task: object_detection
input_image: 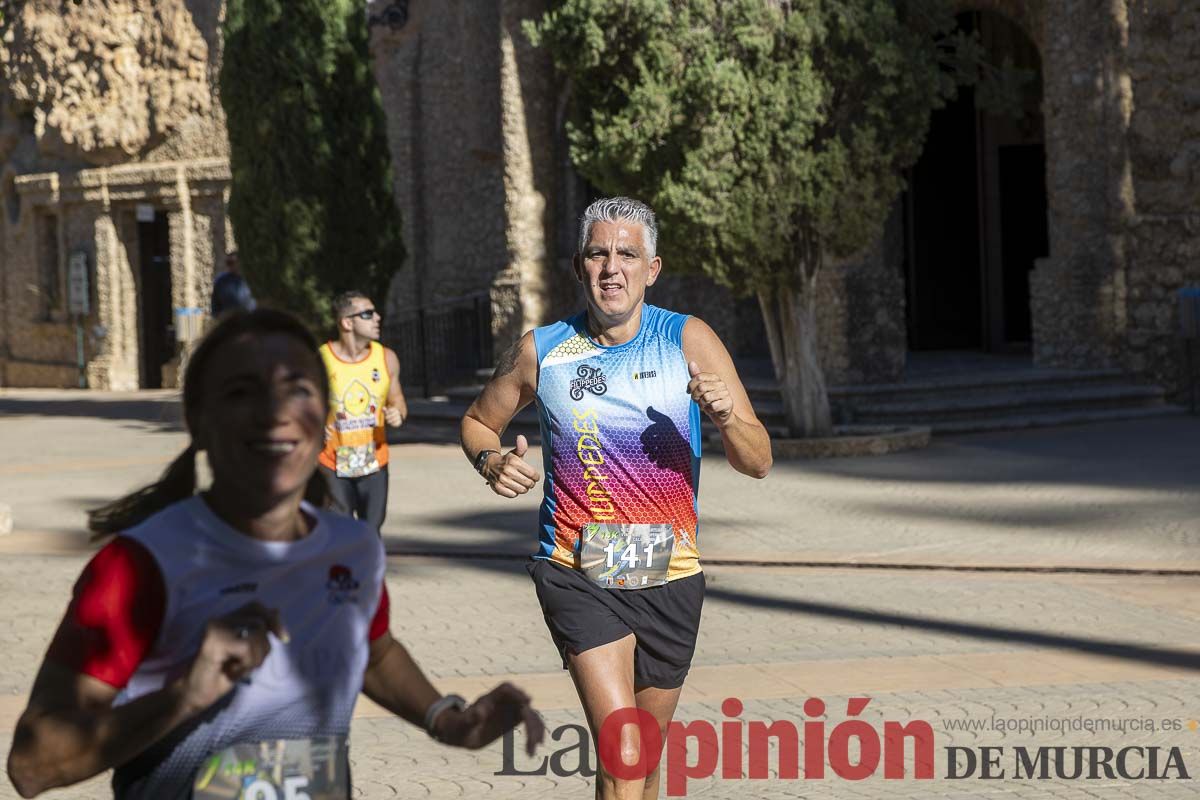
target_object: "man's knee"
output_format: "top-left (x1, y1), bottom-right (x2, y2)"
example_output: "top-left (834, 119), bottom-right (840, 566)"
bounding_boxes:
top-left (596, 707), bottom-right (660, 792)
top-left (612, 723), bottom-right (642, 772)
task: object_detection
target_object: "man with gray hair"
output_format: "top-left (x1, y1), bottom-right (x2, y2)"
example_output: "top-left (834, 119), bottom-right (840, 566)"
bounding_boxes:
top-left (461, 196), bottom-right (772, 798)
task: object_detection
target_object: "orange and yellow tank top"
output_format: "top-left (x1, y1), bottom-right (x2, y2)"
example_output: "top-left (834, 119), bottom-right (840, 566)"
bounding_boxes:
top-left (319, 341), bottom-right (390, 477)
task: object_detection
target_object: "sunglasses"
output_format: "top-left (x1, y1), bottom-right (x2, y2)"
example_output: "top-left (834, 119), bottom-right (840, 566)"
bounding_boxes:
top-left (345, 309), bottom-right (380, 321)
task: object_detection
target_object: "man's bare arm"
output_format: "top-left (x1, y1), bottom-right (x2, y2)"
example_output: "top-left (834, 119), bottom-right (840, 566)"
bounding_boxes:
top-left (383, 347), bottom-right (407, 426)
top-left (460, 332), bottom-right (542, 496)
top-left (682, 318), bottom-right (772, 479)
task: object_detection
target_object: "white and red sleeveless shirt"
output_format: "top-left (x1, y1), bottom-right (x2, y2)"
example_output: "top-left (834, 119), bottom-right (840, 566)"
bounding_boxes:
top-left (47, 496), bottom-right (389, 799)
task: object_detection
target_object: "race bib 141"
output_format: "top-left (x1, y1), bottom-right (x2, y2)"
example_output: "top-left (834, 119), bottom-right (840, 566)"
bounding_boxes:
top-left (580, 523), bottom-right (673, 590)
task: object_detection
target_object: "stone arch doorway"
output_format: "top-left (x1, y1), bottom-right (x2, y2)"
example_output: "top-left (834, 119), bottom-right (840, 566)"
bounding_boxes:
top-left (134, 208), bottom-right (174, 389)
top-left (904, 10), bottom-right (1047, 354)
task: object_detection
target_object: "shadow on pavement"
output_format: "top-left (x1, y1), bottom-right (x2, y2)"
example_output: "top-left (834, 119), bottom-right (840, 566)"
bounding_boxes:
top-left (705, 584), bottom-right (1200, 671)
top-left (0, 394), bottom-right (185, 431)
top-left (385, 508), bottom-right (537, 558)
top-left (0, 392), bottom-right (541, 447)
top-left (853, 495), bottom-right (1197, 533)
top-left (381, 549), bottom-right (1200, 672)
top-left (794, 416), bottom-right (1200, 493)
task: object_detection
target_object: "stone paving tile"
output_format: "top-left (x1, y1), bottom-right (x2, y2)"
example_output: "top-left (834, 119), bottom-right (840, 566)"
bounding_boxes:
top-left (2, 409), bottom-right (1199, 797)
top-left (340, 681), bottom-right (1200, 799)
top-left (2, 551), bottom-right (1198, 798)
top-left (383, 562), bottom-right (1200, 681)
top-left (4, 408), bottom-right (1199, 571)
top-left (375, 417), bottom-right (1200, 570)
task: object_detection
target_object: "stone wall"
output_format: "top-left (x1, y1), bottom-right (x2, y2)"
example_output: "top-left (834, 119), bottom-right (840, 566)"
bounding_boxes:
top-left (499, 0), bottom-right (558, 331)
top-left (4, 160), bottom-right (230, 389)
top-left (0, 209), bottom-right (81, 386)
top-left (815, 210), bottom-right (908, 385)
top-left (1022, 0), bottom-right (1200, 396)
top-left (0, 0), bottom-right (214, 166)
top-left (956, 0), bottom-right (1044, 50)
top-left (1121, 0), bottom-right (1200, 396)
top-left (646, 273), bottom-right (741, 353)
top-left (3, 0), bottom-right (1198, 397)
top-left (369, 2), bottom-right (510, 308)
top-left (0, 0), bottom-right (230, 389)
top-left (1027, 0), bottom-right (1129, 370)
top-left (954, 0), bottom-right (1200, 398)
top-left (93, 206), bottom-right (140, 390)
top-left (368, 0), bottom-right (563, 358)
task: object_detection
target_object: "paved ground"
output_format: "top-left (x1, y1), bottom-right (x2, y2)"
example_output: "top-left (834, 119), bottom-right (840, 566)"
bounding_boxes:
top-left (0, 389), bottom-right (1198, 798)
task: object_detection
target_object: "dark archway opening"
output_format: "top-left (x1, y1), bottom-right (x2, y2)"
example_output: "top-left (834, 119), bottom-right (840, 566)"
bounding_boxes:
top-left (137, 210), bottom-right (173, 389)
top-left (904, 11), bottom-right (1047, 354)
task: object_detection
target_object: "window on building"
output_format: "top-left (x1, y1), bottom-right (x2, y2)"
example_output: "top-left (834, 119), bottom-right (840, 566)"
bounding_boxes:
top-left (37, 212), bottom-right (61, 318)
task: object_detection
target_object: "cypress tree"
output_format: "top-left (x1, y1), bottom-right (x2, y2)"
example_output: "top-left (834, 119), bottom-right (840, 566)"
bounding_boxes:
top-left (220, 0), bottom-right (404, 328)
top-left (528, 0), bottom-right (1014, 437)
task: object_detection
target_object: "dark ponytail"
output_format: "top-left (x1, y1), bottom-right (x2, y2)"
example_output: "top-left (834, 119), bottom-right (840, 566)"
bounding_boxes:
top-left (87, 308), bottom-right (332, 536)
top-left (89, 445), bottom-right (198, 536)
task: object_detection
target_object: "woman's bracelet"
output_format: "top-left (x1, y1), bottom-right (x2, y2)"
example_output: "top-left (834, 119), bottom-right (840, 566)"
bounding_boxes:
top-left (424, 694), bottom-right (468, 741)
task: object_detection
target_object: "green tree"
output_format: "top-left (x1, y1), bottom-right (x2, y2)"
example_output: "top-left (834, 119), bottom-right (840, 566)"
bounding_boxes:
top-left (528, 0), bottom-right (991, 437)
top-left (221, 0), bottom-right (404, 328)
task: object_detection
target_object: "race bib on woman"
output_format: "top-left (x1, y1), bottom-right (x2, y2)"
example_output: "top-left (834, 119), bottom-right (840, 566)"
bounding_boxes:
top-left (580, 523), bottom-right (673, 589)
top-left (192, 736), bottom-right (349, 800)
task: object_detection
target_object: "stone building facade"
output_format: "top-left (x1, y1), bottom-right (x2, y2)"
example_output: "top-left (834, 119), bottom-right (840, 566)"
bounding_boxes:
top-left (904, 0), bottom-right (1198, 396)
top-left (0, 0), bottom-right (231, 389)
top-left (989, 0), bottom-right (1200, 395)
top-left (366, 0), bottom-right (573, 349)
top-left (1, 0), bottom-right (1196, 396)
top-left (368, 0), bottom-right (1200, 395)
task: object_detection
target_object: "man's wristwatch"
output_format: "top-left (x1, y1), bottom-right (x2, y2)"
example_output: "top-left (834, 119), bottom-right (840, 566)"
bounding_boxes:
top-left (424, 693), bottom-right (468, 742)
top-left (473, 449), bottom-right (500, 477)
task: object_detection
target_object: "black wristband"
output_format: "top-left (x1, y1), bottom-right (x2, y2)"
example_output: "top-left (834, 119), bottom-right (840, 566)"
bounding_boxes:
top-left (473, 449), bottom-right (500, 476)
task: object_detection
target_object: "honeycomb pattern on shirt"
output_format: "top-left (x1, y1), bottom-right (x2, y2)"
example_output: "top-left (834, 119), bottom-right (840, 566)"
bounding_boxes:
top-left (544, 333), bottom-right (601, 365)
top-left (535, 308), bottom-right (701, 580)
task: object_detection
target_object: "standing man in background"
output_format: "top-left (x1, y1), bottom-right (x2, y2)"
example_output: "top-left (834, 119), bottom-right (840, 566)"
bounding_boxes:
top-left (210, 251), bottom-right (256, 318)
top-left (320, 290), bottom-right (407, 534)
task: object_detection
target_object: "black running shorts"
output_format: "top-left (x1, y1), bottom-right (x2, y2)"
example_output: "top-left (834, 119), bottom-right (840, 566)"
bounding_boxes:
top-left (527, 558), bottom-right (705, 690)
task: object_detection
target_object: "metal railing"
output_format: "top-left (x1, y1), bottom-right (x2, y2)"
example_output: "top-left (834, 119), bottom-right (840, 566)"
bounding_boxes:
top-left (384, 291), bottom-right (493, 397)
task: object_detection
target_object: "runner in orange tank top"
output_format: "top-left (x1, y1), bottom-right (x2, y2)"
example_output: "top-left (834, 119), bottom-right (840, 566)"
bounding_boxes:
top-left (318, 290), bottom-right (408, 534)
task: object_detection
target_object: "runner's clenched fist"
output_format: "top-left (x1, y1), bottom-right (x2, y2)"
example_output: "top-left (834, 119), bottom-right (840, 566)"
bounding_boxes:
top-left (687, 361), bottom-right (734, 426)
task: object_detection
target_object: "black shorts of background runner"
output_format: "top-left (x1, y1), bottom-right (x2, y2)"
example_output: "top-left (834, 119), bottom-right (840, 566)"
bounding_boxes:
top-left (319, 465), bottom-right (389, 533)
top-left (527, 559), bottom-right (705, 690)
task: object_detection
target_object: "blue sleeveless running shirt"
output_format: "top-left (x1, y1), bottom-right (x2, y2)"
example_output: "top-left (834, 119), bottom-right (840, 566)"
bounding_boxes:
top-left (532, 304), bottom-right (702, 580)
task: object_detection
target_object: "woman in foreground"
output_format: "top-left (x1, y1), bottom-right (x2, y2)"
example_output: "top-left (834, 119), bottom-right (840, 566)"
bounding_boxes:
top-left (7, 309), bottom-right (542, 799)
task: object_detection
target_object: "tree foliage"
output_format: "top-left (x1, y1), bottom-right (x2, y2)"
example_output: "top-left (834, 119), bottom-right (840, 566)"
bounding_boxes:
top-left (529, 0), bottom-right (981, 293)
top-left (221, 0), bottom-right (404, 329)
top-left (529, 0), bottom-right (1008, 437)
